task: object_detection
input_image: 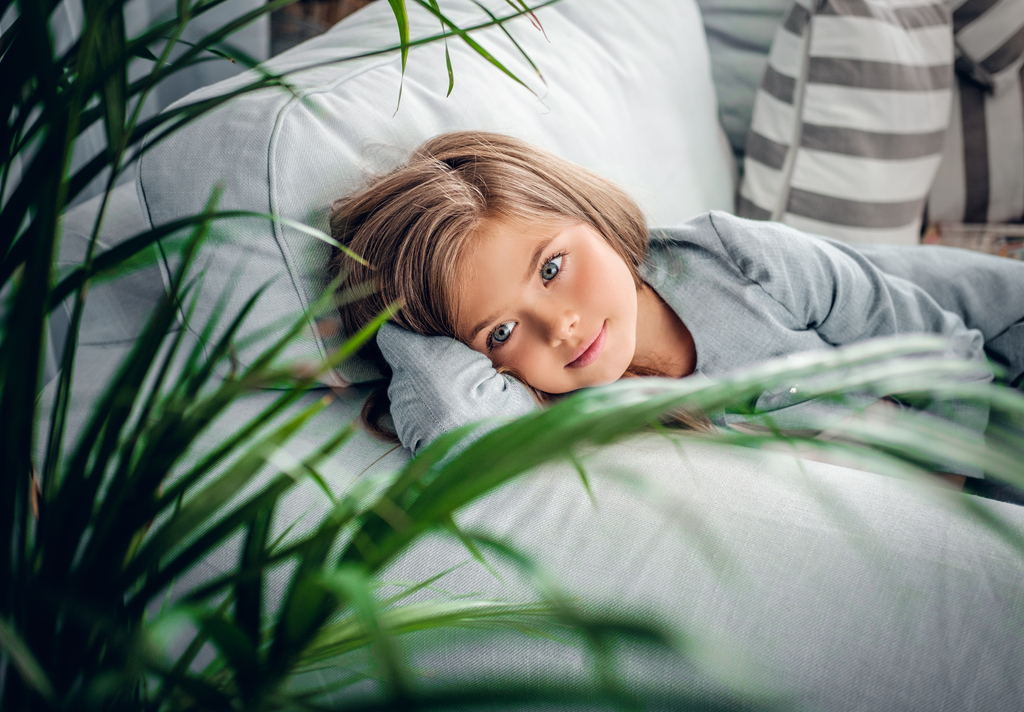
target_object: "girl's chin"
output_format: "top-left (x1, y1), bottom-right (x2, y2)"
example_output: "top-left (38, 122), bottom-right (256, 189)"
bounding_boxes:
top-left (586, 370), bottom-right (628, 388)
top-left (534, 372), bottom-right (622, 395)
top-left (567, 365), bottom-right (632, 392)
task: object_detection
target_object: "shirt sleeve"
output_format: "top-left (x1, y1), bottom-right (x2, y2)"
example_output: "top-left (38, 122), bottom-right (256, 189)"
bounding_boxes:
top-left (377, 323), bottom-right (538, 455)
top-left (707, 211), bottom-right (992, 477)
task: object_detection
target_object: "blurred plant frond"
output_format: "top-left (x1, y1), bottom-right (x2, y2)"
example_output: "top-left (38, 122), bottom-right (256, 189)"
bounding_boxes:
top-left (2, 0), bottom-right (725, 708)
top-left (4, 0), bottom-right (1022, 709)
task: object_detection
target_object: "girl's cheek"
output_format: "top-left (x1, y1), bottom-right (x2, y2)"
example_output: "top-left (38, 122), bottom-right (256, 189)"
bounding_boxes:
top-left (505, 340), bottom-right (533, 373)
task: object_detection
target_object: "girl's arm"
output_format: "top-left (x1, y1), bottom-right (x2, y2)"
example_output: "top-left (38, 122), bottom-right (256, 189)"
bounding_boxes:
top-left (707, 211), bottom-right (1001, 477)
top-left (377, 323), bottom-right (538, 454)
top-left (706, 211), bottom-right (993, 362)
top-left (851, 241), bottom-right (1024, 388)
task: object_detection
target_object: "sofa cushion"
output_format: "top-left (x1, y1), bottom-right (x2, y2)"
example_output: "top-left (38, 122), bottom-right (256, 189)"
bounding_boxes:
top-left (57, 183), bottom-right (163, 345)
top-left (738, 0), bottom-right (954, 244)
top-left (48, 183), bottom-right (164, 386)
top-left (149, 410), bottom-right (1024, 709)
top-left (136, 0), bottom-right (735, 386)
top-left (927, 0), bottom-right (1024, 224)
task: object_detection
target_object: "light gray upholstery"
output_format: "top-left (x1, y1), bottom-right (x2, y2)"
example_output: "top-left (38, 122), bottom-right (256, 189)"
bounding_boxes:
top-left (390, 438), bottom-right (1024, 710)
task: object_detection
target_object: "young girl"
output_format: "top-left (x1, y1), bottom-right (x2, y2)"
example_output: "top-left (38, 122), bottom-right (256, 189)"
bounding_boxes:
top-left (328, 131), bottom-right (1024, 490)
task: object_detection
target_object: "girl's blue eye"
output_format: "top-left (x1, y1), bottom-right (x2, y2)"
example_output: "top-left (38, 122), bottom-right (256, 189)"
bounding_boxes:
top-left (541, 254), bottom-right (562, 282)
top-left (492, 321), bottom-right (515, 344)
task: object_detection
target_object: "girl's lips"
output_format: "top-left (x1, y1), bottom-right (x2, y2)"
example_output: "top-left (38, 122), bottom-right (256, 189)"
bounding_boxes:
top-left (567, 321), bottom-right (607, 369)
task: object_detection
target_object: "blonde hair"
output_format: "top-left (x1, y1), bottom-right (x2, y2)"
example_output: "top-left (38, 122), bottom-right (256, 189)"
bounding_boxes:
top-left (328, 131), bottom-right (709, 438)
top-left (329, 132), bottom-right (647, 338)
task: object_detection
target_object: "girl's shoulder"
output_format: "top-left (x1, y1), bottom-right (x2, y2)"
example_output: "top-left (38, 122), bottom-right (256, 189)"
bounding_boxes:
top-left (648, 210), bottom-right (811, 254)
top-left (643, 211), bottom-right (752, 287)
top-left (644, 212), bottom-right (871, 294)
top-left (647, 211), bottom-right (718, 250)
top-left (648, 210), bottom-right (863, 276)
top-left (646, 210), bottom-right (802, 268)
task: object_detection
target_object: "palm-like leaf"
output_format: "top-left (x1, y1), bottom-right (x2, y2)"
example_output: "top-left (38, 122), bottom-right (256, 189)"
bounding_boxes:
top-left (6, 1), bottom-right (681, 707)
top-left (5, 0), bottom-right (1023, 709)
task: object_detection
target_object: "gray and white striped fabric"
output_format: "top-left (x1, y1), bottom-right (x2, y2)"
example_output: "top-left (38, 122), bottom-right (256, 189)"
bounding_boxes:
top-left (927, 0), bottom-right (1024, 224)
top-left (739, 0), bottom-right (954, 244)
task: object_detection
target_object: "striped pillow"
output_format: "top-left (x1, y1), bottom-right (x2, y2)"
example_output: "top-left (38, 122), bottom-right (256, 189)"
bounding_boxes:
top-left (927, 0), bottom-right (1024, 224)
top-left (738, 0), bottom-right (954, 244)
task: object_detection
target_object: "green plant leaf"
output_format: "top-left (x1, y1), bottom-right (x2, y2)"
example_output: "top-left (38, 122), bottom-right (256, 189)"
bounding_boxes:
top-left (125, 394), bottom-right (332, 585)
top-left (324, 566), bottom-right (411, 699)
top-left (196, 610), bottom-right (261, 684)
top-left (504, 0), bottom-right (545, 34)
top-left (472, 0), bottom-right (546, 85)
top-left (96, 2), bottom-right (128, 156)
top-left (387, 0), bottom-right (410, 109)
top-left (130, 42), bottom-right (159, 62)
top-left (426, 0), bottom-right (455, 96)
top-left (148, 595), bottom-right (236, 709)
top-left (568, 452), bottom-right (596, 506)
top-left (411, 0), bottom-right (537, 96)
top-left (236, 500), bottom-right (276, 658)
top-left (443, 515), bottom-right (501, 581)
top-left (379, 561), bottom-right (471, 607)
top-left (303, 598), bottom-right (560, 663)
top-left (0, 617), bottom-right (56, 702)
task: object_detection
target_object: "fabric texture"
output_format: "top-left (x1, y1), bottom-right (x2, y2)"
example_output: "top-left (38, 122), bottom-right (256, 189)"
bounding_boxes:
top-left (391, 437), bottom-right (1024, 711)
top-left (380, 213), bottom-right (1024, 477)
top-left (135, 0), bottom-right (734, 388)
top-left (377, 323), bottom-right (537, 454)
top-left (927, 0), bottom-right (1024, 223)
top-left (738, 0), bottom-right (954, 244)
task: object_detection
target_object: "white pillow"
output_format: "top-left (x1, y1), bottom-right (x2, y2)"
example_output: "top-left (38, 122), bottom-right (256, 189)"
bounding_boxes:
top-left (738, 0), bottom-right (954, 244)
top-left (927, 0), bottom-right (1024, 224)
top-left (136, 0), bottom-right (735, 385)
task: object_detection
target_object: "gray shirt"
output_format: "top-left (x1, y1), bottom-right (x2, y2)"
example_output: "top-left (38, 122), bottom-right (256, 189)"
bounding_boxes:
top-left (378, 211), bottom-right (1024, 471)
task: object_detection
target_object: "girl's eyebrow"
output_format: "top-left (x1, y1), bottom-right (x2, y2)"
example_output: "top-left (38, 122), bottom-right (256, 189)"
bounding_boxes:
top-left (470, 311), bottom-right (501, 341)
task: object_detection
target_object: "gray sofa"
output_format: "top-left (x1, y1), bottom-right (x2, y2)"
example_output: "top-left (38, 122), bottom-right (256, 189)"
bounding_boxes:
top-left (47, 0), bottom-right (1024, 708)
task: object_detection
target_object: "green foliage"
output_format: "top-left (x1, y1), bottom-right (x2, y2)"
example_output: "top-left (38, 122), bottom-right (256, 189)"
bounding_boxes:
top-left (1, 0), bottom-right (726, 709)
top-left (2, 0), bottom-right (1023, 710)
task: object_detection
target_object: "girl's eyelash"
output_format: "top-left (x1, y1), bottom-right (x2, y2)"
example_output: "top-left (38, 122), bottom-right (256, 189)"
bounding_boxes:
top-left (486, 251), bottom-right (567, 352)
top-left (485, 324), bottom-right (505, 353)
top-left (485, 329), bottom-right (508, 353)
top-left (540, 251), bottom-right (567, 280)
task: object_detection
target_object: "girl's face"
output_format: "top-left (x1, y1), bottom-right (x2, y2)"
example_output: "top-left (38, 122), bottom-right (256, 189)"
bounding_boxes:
top-left (454, 216), bottom-right (639, 394)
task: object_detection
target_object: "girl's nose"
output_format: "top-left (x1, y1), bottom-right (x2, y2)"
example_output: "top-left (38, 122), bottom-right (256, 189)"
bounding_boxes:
top-left (543, 308), bottom-right (578, 346)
